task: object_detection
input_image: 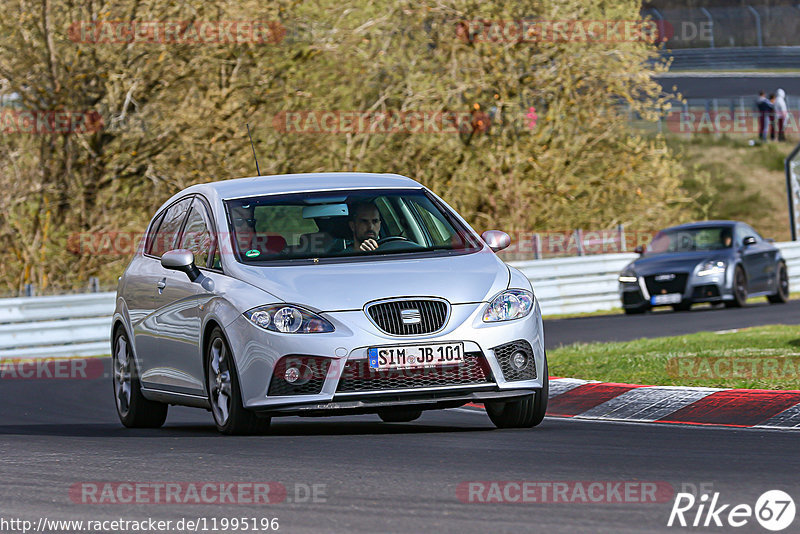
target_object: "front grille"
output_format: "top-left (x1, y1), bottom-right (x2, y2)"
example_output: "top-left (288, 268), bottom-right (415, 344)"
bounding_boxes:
top-left (493, 340), bottom-right (537, 382)
top-left (268, 356), bottom-right (331, 396)
top-left (644, 273), bottom-right (688, 295)
top-left (366, 299), bottom-right (449, 335)
top-left (335, 352), bottom-right (493, 393)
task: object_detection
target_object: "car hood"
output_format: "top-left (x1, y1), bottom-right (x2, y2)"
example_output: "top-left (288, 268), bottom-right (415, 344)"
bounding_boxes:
top-left (629, 251), bottom-right (730, 276)
top-left (228, 251), bottom-right (510, 311)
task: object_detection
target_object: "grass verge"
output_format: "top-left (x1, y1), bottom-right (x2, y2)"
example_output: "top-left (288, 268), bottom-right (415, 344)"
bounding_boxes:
top-left (548, 324), bottom-right (800, 390)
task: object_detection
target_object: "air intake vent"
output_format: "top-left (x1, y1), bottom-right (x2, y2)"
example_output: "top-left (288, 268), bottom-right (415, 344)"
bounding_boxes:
top-left (366, 299), bottom-right (449, 335)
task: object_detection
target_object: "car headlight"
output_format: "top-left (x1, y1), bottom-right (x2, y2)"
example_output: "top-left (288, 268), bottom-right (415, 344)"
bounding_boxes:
top-left (244, 305), bottom-right (334, 333)
top-left (483, 289), bottom-right (534, 322)
top-left (698, 260), bottom-right (726, 277)
top-left (618, 267), bottom-right (637, 283)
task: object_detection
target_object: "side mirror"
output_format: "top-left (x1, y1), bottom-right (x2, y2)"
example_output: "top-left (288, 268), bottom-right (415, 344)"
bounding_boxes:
top-left (161, 249), bottom-right (201, 282)
top-left (634, 245), bottom-right (644, 255)
top-left (742, 236), bottom-right (757, 247)
top-left (481, 230), bottom-right (511, 252)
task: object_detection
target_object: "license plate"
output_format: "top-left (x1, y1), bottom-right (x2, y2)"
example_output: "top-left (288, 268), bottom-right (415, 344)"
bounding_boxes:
top-left (368, 342), bottom-right (465, 371)
top-left (651, 293), bottom-right (682, 305)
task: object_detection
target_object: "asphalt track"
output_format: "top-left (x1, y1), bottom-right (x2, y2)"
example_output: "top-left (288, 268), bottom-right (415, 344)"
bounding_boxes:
top-left (2, 302), bottom-right (800, 533)
top-left (655, 73), bottom-right (800, 99)
top-left (542, 298), bottom-right (800, 349)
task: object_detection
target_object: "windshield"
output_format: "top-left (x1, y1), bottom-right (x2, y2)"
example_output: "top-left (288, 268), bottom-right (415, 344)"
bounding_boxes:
top-left (647, 226), bottom-right (734, 254)
top-left (224, 189), bottom-right (482, 263)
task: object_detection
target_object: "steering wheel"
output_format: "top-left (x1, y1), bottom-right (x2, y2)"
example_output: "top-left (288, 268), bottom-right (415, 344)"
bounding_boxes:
top-left (377, 236), bottom-right (410, 245)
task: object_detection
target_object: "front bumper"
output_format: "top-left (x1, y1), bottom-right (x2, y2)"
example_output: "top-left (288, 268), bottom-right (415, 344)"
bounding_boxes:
top-left (619, 270), bottom-right (732, 309)
top-left (223, 300), bottom-right (546, 412)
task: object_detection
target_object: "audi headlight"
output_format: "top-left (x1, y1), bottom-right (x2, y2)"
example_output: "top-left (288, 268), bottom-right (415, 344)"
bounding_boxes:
top-left (618, 267), bottom-right (637, 283)
top-left (698, 260), bottom-right (726, 277)
top-left (245, 305), bottom-right (334, 333)
top-left (483, 289), bottom-right (534, 322)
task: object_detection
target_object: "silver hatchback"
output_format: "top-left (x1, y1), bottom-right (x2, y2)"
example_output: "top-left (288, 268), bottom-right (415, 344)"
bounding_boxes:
top-left (112, 173), bottom-right (548, 434)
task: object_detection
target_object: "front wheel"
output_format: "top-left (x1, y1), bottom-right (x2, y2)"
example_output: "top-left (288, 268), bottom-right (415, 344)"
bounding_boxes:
top-left (672, 301), bottom-right (692, 312)
top-left (112, 328), bottom-right (168, 428)
top-left (768, 262), bottom-right (789, 304)
top-left (725, 266), bottom-right (748, 308)
top-left (207, 327), bottom-right (271, 435)
top-left (485, 356), bottom-right (548, 429)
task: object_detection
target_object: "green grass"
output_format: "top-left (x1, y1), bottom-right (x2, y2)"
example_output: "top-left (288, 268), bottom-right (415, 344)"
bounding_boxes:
top-left (549, 325), bottom-right (800, 390)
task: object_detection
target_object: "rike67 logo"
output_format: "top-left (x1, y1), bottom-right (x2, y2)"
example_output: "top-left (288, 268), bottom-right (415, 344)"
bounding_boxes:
top-left (668, 490), bottom-right (795, 531)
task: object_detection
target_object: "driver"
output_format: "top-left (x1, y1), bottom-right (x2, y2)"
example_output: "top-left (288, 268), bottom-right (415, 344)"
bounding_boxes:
top-left (720, 228), bottom-right (733, 248)
top-left (348, 201), bottom-right (381, 252)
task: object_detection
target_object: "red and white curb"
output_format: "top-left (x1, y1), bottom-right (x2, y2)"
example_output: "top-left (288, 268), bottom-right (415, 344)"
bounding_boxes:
top-left (466, 378), bottom-right (800, 429)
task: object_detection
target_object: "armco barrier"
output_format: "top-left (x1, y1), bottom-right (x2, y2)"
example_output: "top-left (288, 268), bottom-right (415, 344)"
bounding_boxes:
top-left (2, 242), bottom-right (800, 359)
top-left (0, 292), bottom-right (115, 360)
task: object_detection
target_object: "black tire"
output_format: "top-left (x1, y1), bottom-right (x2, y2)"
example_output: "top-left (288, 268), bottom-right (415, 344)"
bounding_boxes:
top-left (378, 408), bottom-right (422, 423)
top-left (768, 262), bottom-right (789, 304)
top-left (485, 356), bottom-right (549, 429)
top-left (624, 307), bottom-right (646, 315)
top-left (206, 327), bottom-right (271, 435)
top-left (725, 266), bottom-right (748, 308)
top-left (112, 327), bottom-right (168, 428)
top-left (671, 301), bottom-right (692, 312)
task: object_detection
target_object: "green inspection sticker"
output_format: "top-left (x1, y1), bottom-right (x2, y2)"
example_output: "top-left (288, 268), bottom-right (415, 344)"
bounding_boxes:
top-left (245, 249), bottom-right (261, 258)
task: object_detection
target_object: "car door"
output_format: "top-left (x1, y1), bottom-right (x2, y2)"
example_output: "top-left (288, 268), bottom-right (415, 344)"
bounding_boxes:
top-left (126, 211), bottom-right (166, 366)
top-left (736, 224), bottom-right (771, 293)
top-left (148, 196), bottom-right (218, 396)
top-left (136, 196), bottom-right (194, 392)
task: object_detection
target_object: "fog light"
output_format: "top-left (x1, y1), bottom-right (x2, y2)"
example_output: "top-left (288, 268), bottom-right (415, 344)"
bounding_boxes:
top-left (284, 366), bottom-right (300, 383)
top-left (511, 351), bottom-right (528, 370)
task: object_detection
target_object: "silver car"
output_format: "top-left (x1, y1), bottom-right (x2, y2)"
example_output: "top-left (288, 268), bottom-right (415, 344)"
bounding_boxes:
top-left (618, 220), bottom-right (789, 314)
top-left (112, 173), bottom-right (548, 434)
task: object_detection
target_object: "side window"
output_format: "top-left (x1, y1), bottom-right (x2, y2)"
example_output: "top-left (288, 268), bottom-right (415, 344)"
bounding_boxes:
top-left (150, 198), bottom-right (193, 258)
top-left (144, 211), bottom-right (166, 255)
top-left (179, 199), bottom-right (215, 267)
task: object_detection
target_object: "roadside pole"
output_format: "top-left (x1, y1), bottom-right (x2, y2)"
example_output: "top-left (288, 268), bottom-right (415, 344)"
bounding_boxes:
top-left (785, 142), bottom-right (800, 240)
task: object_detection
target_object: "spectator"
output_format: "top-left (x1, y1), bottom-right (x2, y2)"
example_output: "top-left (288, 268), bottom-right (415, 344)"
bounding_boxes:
top-left (756, 91), bottom-right (773, 142)
top-left (769, 93), bottom-right (777, 140)
top-left (775, 88), bottom-right (788, 142)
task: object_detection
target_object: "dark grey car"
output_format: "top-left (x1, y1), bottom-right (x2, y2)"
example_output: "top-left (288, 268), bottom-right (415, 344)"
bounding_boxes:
top-left (618, 221), bottom-right (789, 314)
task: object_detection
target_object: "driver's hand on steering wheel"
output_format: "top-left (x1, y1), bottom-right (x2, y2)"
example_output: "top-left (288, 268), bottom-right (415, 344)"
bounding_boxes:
top-left (359, 238), bottom-right (379, 252)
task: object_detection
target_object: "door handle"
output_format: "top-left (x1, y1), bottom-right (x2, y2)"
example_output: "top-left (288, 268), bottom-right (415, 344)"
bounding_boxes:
top-left (157, 278), bottom-right (166, 294)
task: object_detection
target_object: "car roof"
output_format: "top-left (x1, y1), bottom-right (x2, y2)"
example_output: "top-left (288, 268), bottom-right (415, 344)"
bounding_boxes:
top-left (661, 220), bottom-right (739, 232)
top-left (182, 172), bottom-right (425, 201)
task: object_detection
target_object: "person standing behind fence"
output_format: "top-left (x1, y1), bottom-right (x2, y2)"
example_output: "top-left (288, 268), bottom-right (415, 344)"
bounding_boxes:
top-left (769, 93), bottom-right (777, 141)
top-left (775, 88), bottom-right (788, 141)
top-left (756, 91), bottom-right (773, 142)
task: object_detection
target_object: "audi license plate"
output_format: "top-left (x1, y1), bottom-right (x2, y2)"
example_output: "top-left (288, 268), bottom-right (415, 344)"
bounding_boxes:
top-left (651, 293), bottom-right (682, 305)
top-left (368, 342), bottom-right (465, 371)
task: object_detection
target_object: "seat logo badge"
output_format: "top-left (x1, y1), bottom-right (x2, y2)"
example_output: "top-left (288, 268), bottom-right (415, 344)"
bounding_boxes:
top-left (401, 309), bottom-right (422, 325)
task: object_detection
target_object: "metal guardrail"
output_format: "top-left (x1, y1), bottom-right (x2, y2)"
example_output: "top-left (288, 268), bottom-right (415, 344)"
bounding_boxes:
top-left (3, 242), bottom-right (800, 359)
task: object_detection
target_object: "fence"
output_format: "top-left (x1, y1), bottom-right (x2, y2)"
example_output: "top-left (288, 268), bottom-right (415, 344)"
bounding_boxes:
top-left (2, 242), bottom-right (800, 359)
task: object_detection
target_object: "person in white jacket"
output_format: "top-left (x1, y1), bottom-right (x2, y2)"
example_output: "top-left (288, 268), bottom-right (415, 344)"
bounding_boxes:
top-left (774, 88), bottom-right (788, 141)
